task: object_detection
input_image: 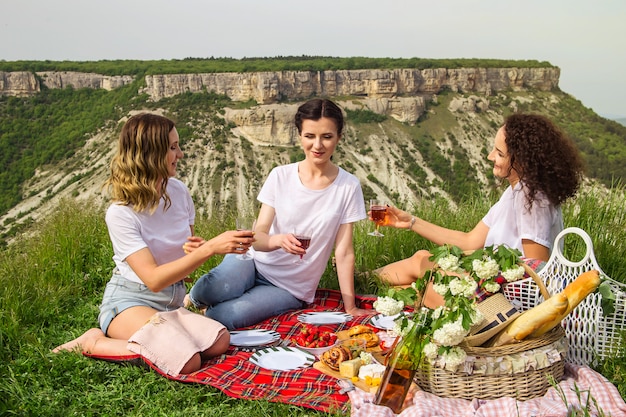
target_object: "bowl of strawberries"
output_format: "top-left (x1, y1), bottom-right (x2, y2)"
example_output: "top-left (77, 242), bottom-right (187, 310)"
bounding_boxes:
top-left (290, 324), bottom-right (339, 356)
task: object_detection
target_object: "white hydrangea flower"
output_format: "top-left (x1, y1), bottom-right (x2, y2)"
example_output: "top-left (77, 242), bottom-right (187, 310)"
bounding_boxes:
top-left (483, 281), bottom-right (501, 293)
top-left (431, 306), bottom-right (445, 320)
top-left (501, 265), bottom-right (526, 282)
top-left (441, 346), bottom-right (467, 368)
top-left (374, 296), bottom-right (404, 316)
top-left (448, 276), bottom-right (478, 298)
top-left (448, 278), bottom-right (463, 296)
top-left (472, 257), bottom-right (500, 280)
top-left (469, 305), bottom-right (484, 326)
top-left (423, 342), bottom-right (439, 359)
top-left (432, 316), bottom-right (467, 346)
top-left (438, 254), bottom-right (461, 272)
top-left (433, 282), bottom-right (448, 296)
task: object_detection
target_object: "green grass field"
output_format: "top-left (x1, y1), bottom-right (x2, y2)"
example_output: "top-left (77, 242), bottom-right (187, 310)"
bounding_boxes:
top-left (1, 184), bottom-right (625, 415)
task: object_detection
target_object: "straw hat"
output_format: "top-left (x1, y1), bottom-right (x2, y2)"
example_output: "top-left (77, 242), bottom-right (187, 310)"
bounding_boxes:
top-left (463, 293), bottom-right (521, 347)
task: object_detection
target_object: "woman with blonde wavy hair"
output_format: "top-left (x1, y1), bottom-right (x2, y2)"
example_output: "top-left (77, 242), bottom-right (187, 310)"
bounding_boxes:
top-left (53, 113), bottom-right (254, 375)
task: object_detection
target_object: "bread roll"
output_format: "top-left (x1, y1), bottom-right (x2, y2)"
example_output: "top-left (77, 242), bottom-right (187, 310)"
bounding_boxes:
top-left (347, 325), bottom-right (380, 348)
top-left (530, 269), bottom-right (600, 337)
top-left (348, 325), bottom-right (372, 337)
top-left (320, 345), bottom-right (351, 371)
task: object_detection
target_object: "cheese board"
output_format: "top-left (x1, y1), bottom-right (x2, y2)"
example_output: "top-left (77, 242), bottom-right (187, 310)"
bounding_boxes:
top-left (312, 361), bottom-right (380, 394)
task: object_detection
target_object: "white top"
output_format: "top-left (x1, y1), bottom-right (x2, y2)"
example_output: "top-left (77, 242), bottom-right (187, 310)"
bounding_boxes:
top-left (105, 178), bottom-right (195, 284)
top-left (252, 163), bottom-right (366, 303)
top-left (482, 182), bottom-right (563, 255)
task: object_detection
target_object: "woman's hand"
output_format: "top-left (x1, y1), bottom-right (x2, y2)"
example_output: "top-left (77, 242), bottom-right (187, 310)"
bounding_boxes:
top-left (278, 233), bottom-right (307, 256)
top-left (201, 230), bottom-right (256, 256)
top-left (375, 205), bottom-right (413, 229)
top-left (344, 306), bottom-right (374, 317)
top-left (183, 236), bottom-right (205, 254)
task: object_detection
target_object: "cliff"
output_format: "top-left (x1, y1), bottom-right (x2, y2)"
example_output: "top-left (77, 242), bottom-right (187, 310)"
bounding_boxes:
top-left (141, 68), bottom-right (560, 103)
top-left (0, 67), bottom-right (559, 129)
top-left (1, 67), bottom-right (559, 102)
top-left (0, 71), bottom-right (135, 96)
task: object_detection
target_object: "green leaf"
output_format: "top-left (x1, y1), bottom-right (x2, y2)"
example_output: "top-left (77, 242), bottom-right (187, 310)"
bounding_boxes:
top-left (598, 280), bottom-right (616, 316)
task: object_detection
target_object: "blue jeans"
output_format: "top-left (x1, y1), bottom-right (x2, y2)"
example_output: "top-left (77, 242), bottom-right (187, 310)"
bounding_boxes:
top-left (188, 254), bottom-right (306, 330)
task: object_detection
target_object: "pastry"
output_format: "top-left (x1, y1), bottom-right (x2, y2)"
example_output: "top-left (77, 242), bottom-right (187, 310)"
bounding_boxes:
top-left (320, 345), bottom-right (351, 371)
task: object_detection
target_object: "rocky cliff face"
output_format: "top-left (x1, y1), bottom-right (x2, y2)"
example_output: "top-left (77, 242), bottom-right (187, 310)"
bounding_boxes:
top-left (141, 67), bottom-right (560, 103)
top-left (0, 71), bottom-right (135, 96)
top-left (1, 67), bottom-right (559, 102)
top-left (0, 67), bottom-right (558, 127)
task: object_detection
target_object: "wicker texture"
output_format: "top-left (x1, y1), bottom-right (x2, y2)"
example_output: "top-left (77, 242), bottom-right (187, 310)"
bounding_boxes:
top-left (415, 359), bottom-right (564, 401)
top-left (502, 227), bottom-right (626, 366)
top-left (416, 326), bottom-right (566, 400)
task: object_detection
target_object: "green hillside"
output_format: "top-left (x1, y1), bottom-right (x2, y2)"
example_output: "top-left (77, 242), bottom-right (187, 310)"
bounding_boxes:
top-left (1, 58), bottom-right (626, 245)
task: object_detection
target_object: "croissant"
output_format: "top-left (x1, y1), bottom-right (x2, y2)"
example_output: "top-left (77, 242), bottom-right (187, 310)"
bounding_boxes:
top-left (348, 325), bottom-right (380, 348)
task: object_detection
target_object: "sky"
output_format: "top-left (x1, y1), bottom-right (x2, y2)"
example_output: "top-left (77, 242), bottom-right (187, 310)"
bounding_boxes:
top-left (2, 0), bottom-right (625, 118)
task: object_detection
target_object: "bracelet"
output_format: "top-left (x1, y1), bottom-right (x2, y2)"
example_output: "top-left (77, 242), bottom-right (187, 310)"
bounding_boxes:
top-left (408, 216), bottom-right (416, 230)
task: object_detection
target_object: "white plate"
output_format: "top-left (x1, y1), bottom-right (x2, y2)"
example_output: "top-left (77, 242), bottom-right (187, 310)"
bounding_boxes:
top-left (370, 314), bottom-right (401, 330)
top-left (249, 347), bottom-right (315, 371)
top-left (229, 329), bottom-right (280, 347)
top-left (297, 311), bottom-right (353, 325)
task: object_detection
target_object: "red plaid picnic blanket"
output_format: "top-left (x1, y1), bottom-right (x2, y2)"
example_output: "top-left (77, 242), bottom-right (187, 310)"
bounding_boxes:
top-left (85, 289), bottom-right (377, 414)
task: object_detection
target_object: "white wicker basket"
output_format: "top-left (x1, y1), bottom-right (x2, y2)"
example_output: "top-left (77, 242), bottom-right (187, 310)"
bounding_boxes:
top-left (503, 227), bottom-right (626, 366)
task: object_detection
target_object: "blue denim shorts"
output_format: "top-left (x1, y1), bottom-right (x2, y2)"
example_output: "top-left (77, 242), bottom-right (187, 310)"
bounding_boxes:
top-left (98, 271), bottom-right (186, 335)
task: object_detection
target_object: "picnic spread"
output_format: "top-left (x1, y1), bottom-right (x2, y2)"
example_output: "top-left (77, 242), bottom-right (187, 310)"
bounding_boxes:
top-left (84, 288), bottom-right (626, 417)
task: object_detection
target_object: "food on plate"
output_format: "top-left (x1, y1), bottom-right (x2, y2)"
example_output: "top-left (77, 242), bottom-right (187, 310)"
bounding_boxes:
top-left (348, 324), bottom-right (380, 348)
top-left (339, 358), bottom-right (363, 378)
top-left (320, 345), bottom-right (351, 371)
top-left (290, 324), bottom-right (338, 348)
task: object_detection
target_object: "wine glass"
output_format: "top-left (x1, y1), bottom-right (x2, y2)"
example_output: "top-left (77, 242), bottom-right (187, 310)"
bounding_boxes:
top-left (368, 199), bottom-right (387, 237)
top-left (293, 228), bottom-right (312, 264)
top-left (235, 216), bottom-right (256, 260)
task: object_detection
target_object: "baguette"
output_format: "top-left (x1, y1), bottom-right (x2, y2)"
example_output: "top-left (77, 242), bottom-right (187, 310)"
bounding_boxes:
top-left (530, 269), bottom-right (600, 337)
top-left (490, 292), bottom-right (569, 347)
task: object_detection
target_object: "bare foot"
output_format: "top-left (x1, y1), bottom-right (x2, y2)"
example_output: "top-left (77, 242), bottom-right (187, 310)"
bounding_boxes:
top-left (52, 328), bottom-right (105, 353)
top-left (183, 294), bottom-right (192, 308)
top-left (184, 294), bottom-right (207, 314)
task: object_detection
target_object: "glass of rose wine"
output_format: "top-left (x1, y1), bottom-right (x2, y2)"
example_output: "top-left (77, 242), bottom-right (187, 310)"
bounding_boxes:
top-left (293, 228), bottom-right (312, 264)
top-left (368, 199), bottom-right (387, 237)
top-left (235, 216), bottom-right (256, 260)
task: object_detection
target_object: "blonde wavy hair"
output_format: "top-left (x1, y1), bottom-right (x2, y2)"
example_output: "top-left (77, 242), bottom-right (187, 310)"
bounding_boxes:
top-left (104, 113), bottom-right (175, 213)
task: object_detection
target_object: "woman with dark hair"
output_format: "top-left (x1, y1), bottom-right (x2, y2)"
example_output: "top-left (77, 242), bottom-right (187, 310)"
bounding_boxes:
top-left (187, 99), bottom-right (370, 329)
top-left (374, 113), bottom-right (584, 294)
top-left (54, 113), bottom-right (254, 374)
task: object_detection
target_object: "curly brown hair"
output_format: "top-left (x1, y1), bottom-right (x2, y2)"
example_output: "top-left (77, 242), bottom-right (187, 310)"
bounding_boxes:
top-left (503, 113), bottom-right (584, 209)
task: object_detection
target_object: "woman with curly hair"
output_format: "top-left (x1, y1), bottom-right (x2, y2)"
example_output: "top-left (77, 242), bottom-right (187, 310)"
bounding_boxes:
top-left (53, 113), bottom-right (254, 375)
top-left (374, 113), bottom-right (584, 296)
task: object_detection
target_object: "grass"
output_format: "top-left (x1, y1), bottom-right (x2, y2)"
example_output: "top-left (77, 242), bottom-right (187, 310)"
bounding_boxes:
top-left (1, 184), bottom-right (625, 415)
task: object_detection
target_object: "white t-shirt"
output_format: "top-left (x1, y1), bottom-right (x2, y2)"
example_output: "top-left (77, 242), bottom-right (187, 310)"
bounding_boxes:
top-left (105, 178), bottom-right (195, 284)
top-left (482, 182), bottom-right (563, 255)
top-left (252, 163), bottom-right (366, 303)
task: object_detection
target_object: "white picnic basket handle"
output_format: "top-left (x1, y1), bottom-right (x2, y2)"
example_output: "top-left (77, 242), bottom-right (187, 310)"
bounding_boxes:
top-left (504, 227), bottom-right (626, 366)
top-left (545, 226), bottom-right (601, 269)
top-left (541, 227), bottom-right (626, 366)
